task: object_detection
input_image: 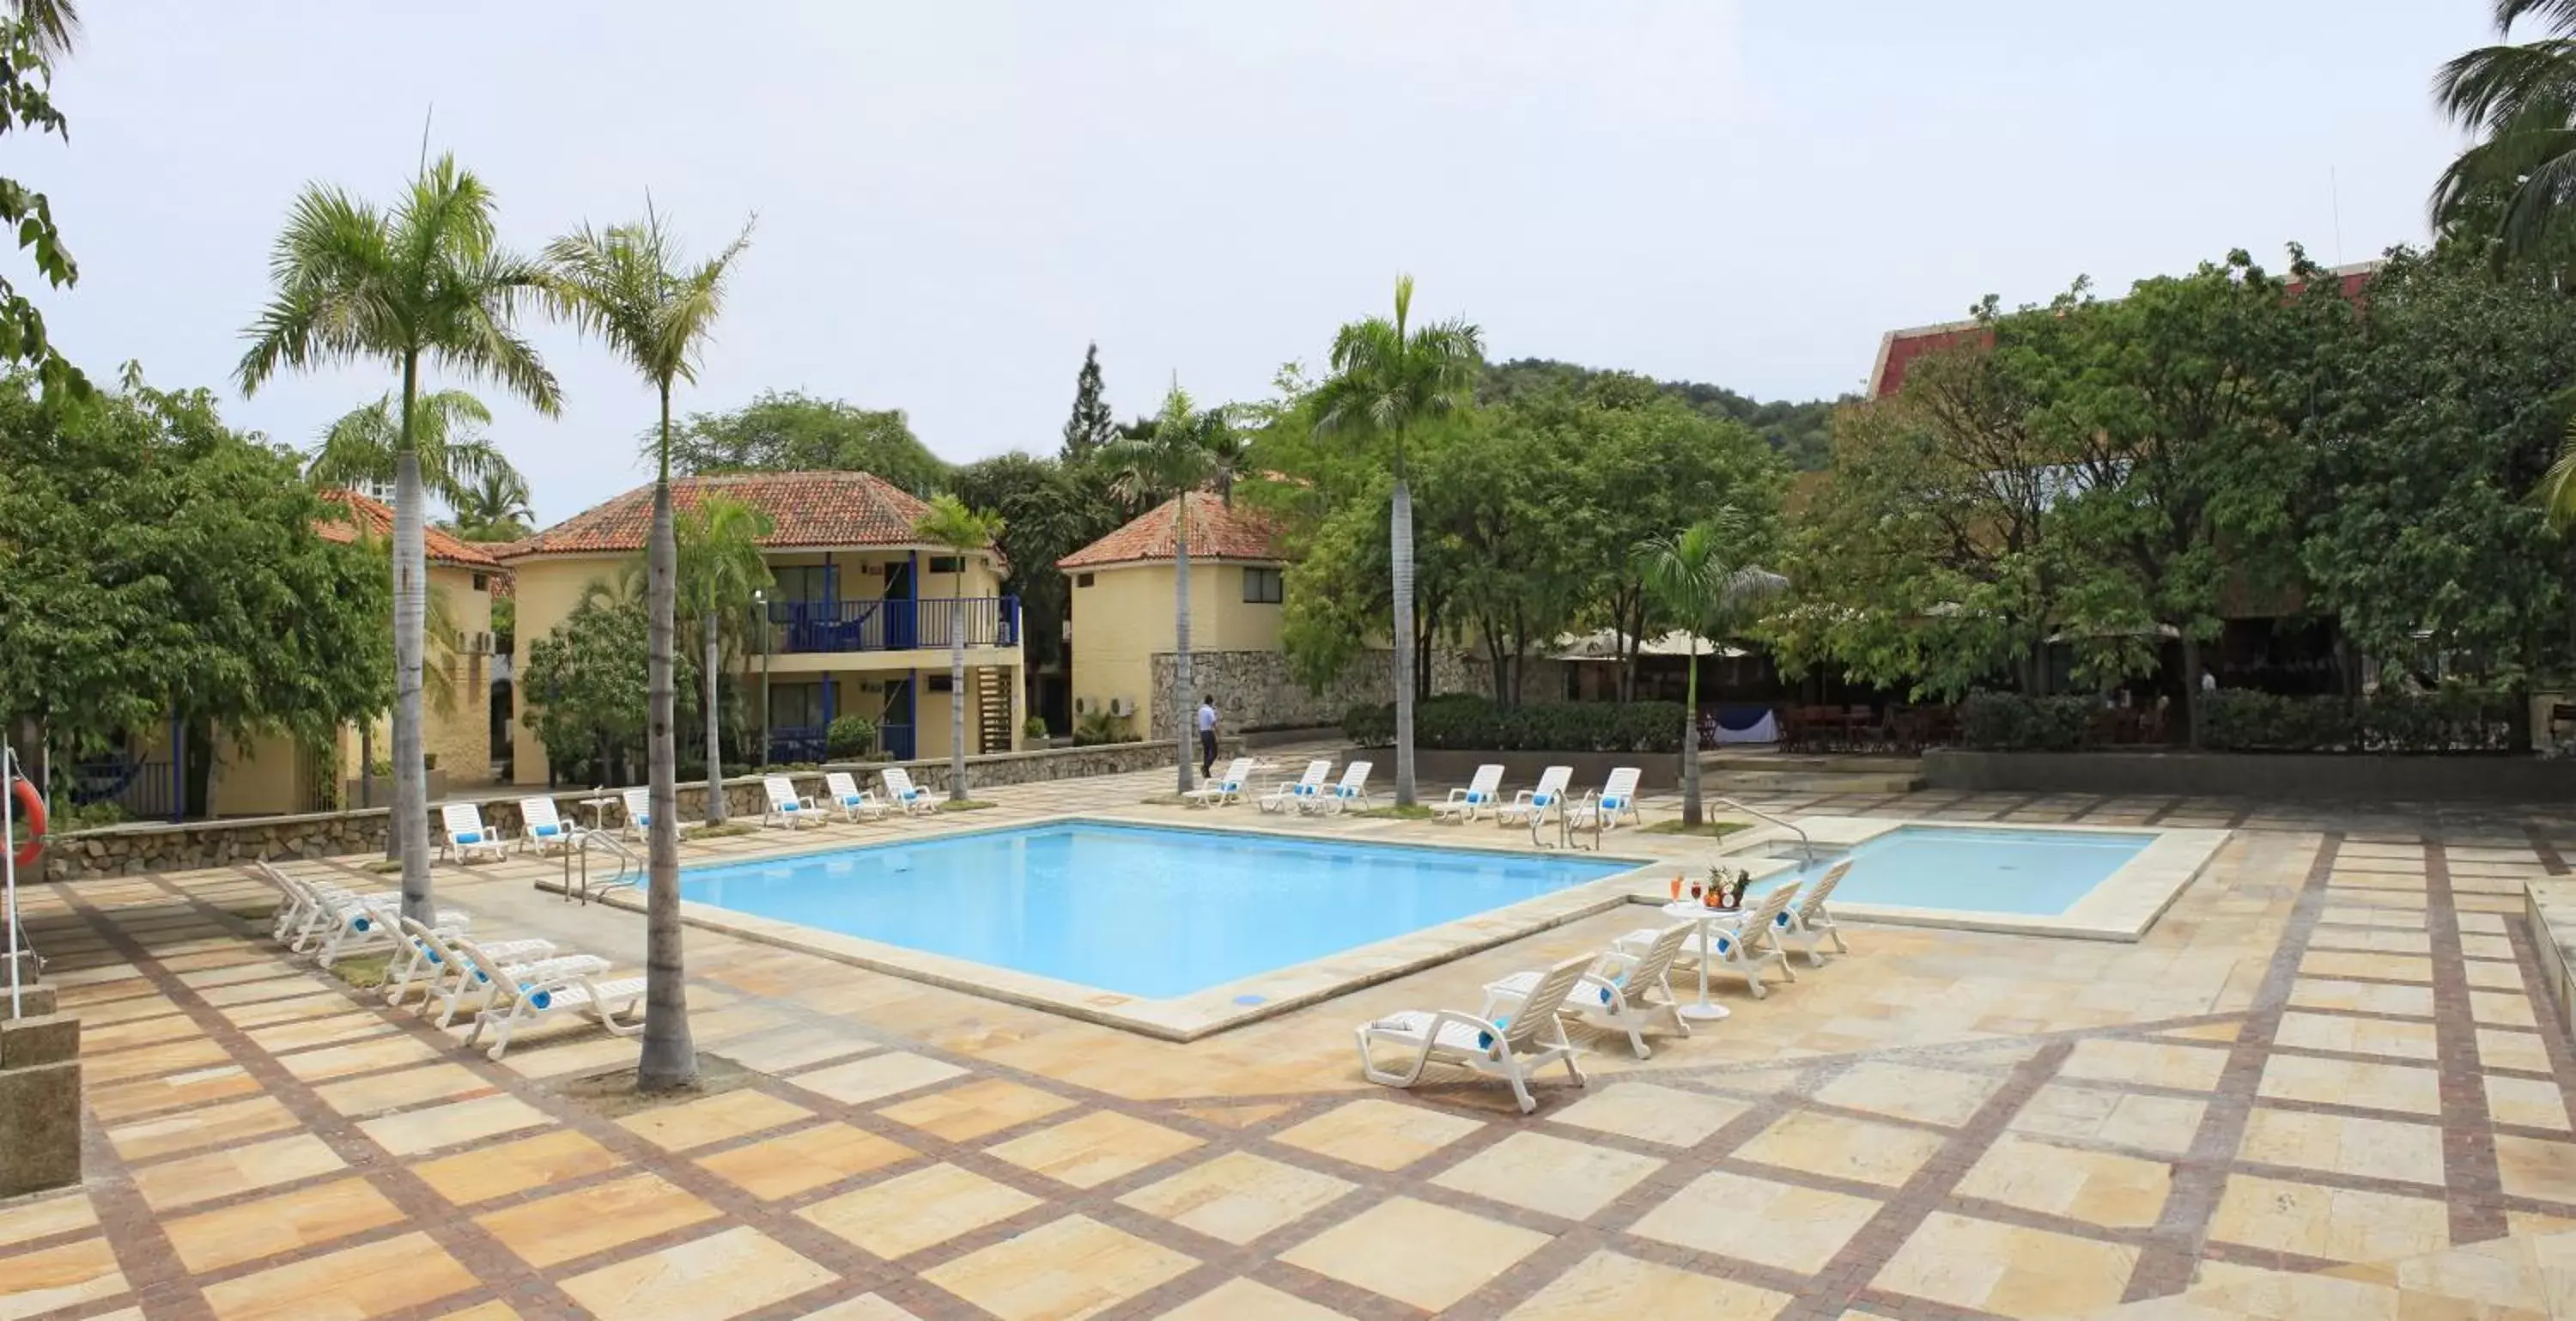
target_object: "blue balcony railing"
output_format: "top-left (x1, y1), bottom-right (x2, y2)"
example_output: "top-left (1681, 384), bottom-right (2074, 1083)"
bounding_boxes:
top-left (765, 597), bottom-right (1018, 655)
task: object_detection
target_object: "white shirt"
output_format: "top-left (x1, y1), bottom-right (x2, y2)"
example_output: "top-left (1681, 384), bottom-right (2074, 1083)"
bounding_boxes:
top-left (1196, 704), bottom-right (1216, 732)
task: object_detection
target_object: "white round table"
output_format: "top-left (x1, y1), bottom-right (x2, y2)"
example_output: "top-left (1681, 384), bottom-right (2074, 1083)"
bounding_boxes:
top-left (1660, 899), bottom-right (1759, 1022)
top-left (577, 795), bottom-right (620, 833)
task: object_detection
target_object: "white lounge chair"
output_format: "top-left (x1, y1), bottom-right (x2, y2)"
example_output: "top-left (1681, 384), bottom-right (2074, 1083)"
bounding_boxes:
top-left (430, 928), bottom-right (612, 1029)
top-left (314, 892), bottom-right (468, 970)
top-left (518, 797), bottom-right (582, 856)
top-left (880, 768), bottom-right (938, 816)
top-left (439, 802), bottom-right (509, 864)
top-left (1258, 760), bottom-right (1332, 814)
top-left (1771, 860), bottom-right (1852, 966)
top-left (762, 776), bottom-right (824, 830)
top-left (1485, 922), bottom-right (1695, 1058)
top-left (1183, 758), bottom-right (1255, 808)
top-left (619, 787), bottom-right (699, 843)
top-left (1430, 764), bottom-right (1505, 824)
top-left (823, 771), bottom-right (888, 824)
top-left (1496, 766), bottom-right (1572, 827)
top-left (1564, 767), bottom-right (1643, 831)
top-left (1616, 881), bottom-right (1801, 1001)
top-left (257, 861), bottom-right (397, 952)
top-left (1355, 953), bottom-right (1593, 1113)
top-left (384, 916), bottom-right (560, 1012)
top-left (465, 965), bottom-right (647, 1061)
top-left (1311, 760), bottom-right (1373, 815)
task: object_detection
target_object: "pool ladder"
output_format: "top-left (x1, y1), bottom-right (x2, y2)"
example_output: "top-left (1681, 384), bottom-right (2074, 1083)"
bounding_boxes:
top-left (561, 831), bottom-right (641, 905)
top-left (1710, 796), bottom-right (1819, 866)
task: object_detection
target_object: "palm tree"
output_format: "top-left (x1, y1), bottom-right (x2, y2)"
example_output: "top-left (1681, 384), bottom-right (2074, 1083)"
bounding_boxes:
top-left (448, 467), bottom-right (536, 542)
top-left (1636, 511), bottom-right (1788, 829)
top-left (673, 495), bottom-right (774, 823)
top-left (912, 494), bottom-right (1006, 801)
top-left (1310, 275), bottom-right (1484, 807)
top-left (2433, 1), bottom-right (2576, 257)
top-left (306, 388), bottom-right (516, 506)
top-left (544, 205), bottom-right (751, 1093)
top-left (1100, 381), bottom-right (1232, 791)
top-left (238, 155), bottom-right (559, 928)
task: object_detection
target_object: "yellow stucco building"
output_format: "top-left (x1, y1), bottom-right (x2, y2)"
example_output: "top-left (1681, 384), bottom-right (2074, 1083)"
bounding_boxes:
top-left (1060, 492), bottom-right (1287, 740)
top-left (501, 472), bottom-right (1021, 782)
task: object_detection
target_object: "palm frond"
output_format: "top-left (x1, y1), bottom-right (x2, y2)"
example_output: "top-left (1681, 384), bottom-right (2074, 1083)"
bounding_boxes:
top-left (2499, 0), bottom-right (2576, 37)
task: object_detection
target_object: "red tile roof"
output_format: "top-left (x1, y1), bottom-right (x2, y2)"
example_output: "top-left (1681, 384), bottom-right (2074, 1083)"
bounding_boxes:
top-left (1059, 492), bottom-right (1284, 569)
top-left (316, 490), bottom-right (507, 570)
top-left (505, 472), bottom-right (958, 557)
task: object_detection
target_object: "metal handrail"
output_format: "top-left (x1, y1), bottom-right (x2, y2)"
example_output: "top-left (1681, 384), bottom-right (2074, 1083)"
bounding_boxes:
top-left (562, 830), bottom-right (641, 905)
top-left (1710, 795), bottom-right (1818, 865)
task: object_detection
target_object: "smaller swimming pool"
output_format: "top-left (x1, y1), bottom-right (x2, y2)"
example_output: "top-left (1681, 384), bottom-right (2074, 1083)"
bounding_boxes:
top-left (1752, 826), bottom-right (2154, 916)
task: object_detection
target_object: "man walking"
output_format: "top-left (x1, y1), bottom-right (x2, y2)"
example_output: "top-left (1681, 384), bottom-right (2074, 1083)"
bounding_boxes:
top-left (1197, 696), bottom-right (1218, 778)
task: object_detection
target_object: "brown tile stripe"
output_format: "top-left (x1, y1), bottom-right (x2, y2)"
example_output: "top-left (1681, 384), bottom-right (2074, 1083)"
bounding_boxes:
top-left (2522, 822), bottom-right (2570, 876)
top-left (2119, 829), bottom-right (2342, 1302)
top-left (2422, 839), bottom-right (2512, 1244)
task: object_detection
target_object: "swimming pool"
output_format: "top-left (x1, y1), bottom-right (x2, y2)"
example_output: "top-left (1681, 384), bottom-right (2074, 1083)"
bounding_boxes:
top-left (677, 823), bottom-right (1631, 999)
top-left (1750, 826), bottom-right (2155, 916)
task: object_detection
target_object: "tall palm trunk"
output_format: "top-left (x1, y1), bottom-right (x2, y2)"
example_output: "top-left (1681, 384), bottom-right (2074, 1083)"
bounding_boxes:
top-left (1389, 472), bottom-right (1419, 807)
top-left (702, 612), bottom-right (724, 825)
top-left (947, 566), bottom-right (967, 801)
top-left (638, 391), bottom-right (694, 1090)
top-left (1173, 508), bottom-right (1194, 794)
top-left (1680, 641), bottom-right (1704, 829)
top-left (392, 356), bottom-right (433, 925)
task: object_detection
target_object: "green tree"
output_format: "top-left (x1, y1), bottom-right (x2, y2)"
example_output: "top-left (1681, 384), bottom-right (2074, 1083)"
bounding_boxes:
top-left (1482, 358), bottom-right (1843, 471)
top-left (1636, 513), bottom-right (1786, 828)
top-left (671, 391), bottom-right (946, 494)
top-left (673, 495), bottom-right (773, 822)
top-left (2432, 0), bottom-right (2576, 261)
top-left (950, 453), bottom-right (1121, 687)
top-left (911, 495), bottom-right (1006, 801)
top-left (304, 388), bottom-right (516, 508)
top-left (519, 587), bottom-right (699, 789)
top-left (544, 205), bottom-right (752, 1093)
top-left (1414, 406), bottom-right (1584, 703)
top-left (0, 368), bottom-right (388, 812)
top-left (237, 154), bottom-right (561, 928)
top-left (1060, 341), bottom-right (1116, 460)
top-left (0, 0), bottom-right (84, 400)
top-left (1099, 383), bottom-right (1231, 790)
top-left (1309, 276), bottom-right (1484, 807)
top-left (447, 467), bottom-right (535, 542)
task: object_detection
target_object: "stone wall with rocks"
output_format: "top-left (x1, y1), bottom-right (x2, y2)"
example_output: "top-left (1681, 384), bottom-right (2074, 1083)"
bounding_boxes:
top-left (1148, 648), bottom-right (1496, 740)
top-left (41, 740), bottom-right (1190, 880)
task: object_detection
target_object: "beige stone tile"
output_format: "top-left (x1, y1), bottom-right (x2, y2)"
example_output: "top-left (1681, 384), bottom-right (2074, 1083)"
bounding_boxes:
top-left (134, 1132), bottom-right (345, 1212)
top-left (1735, 1109), bottom-right (1947, 1189)
top-left (242, 1010), bottom-right (402, 1054)
top-left (2480, 1028), bottom-right (2555, 1075)
top-left (986, 1110), bottom-right (1201, 1190)
top-left (102, 1093), bottom-right (298, 1165)
top-left (1272, 1098), bottom-right (1485, 1172)
top-left (798, 1163), bottom-right (1042, 1259)
top-left (475, 1172), bottom-right (720, 1269)
top-left (270, 1032), bottom-right (445, 1081)
top-left (1279, 1196), bottom-right (1550, 1312)
top-left (789, 1298), bottom-right (925, 1321)
top-left (2288, 978), bottom-right (2437, 1019)
top-left (81, 1036), bottom-right (232, 1086)
top-left (2274, 1012), bottom-right (2439, 1062)
top-left (161, 1177), bottom-right (407, 1273)
top-left (1154, 1279), bottom-right (1351, 1320)
top-left (201, 1231), bottom-right (476, 1320)
top-left (2318, 906), bottom-right (2427, 930)
top-left (2062, 1038), bottom-right (2230, 1092)
top-left (2257, 1055), bottom-right (2442, 1116)
top-left (2472, 990), bottom-right (2542, 1029)
top-left (878, 1077), bottom-right (1077, 1142)
top-left (2496, 1134), bottom-right (2576, 1202)
top-left (86, 1062), bottom-right (266, 1123)
top-left (615, 1088), bottom-right (812, 1152)
top-left (1630, 1169), bottom-right (1879, 1274)
top-left (1954, 1133), bottom-right (2172, 1227)
top-left (1816, 1062), bottom-right (2001, 1127)
top-left (2008, 1084), bottom-right (2205, 1156)
top-left (1118, 1149), bottom-right (1354, 1245)
top-left (212, 989), bottom-right (343, 1028)
top-left (2239, 1108), bottom-right (2446, 1186)
top-left (0, 1190), bottom-right (94, 1248)
top-left (2462, 933), bottom-right (2517, 959)
top-left (1546, 1081), bottom-right (1751, 1148)
top-left (312, 1062), bottom-right (493, 1117)
top-left (714, 1028), bottom-right (876, 1075)
top-left (81, 1008), bottom-right (210, 1052)
top-left (2298, 950), bottom-right (2433, 983)
top-left (696, 1123), bottom-right (916, 1201)
top-left (358, 1093), bottom-right (553, 1157)
top-left (1873, 1211), bottom-right (2138, 1316)
top-left (1431, 1130), bottom-right (1663, 1220)
top-left (558, 1227), bottom-right (836, 1321)
top-left (782, 1050), bottom-right (968, 1105)
top-left (2465, 959), bottom-right (2526, 991)
top-left (1505, 1249), bottom-right (1789, 1318)
top-left (2306, 926), bottom-right (2430, 955)
top-left (0, 1236), bottom-right (127, 1318)
top-left (1174, 1102), bottom-right (1292, 1129)
top-left (920, 1214), bottom-right (1195, 1321)
top-left (2488, 1074), bottom-right (2573, 1131)
top-left (413, 1129), bottom-right (625, 1206)
top-left (2207, 1172), bottom-right (2450, 1263)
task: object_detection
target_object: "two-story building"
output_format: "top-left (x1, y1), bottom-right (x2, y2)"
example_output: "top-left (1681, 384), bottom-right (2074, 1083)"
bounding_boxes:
top-left (501, 471), bottom-right (1021, 782)
top-left (1059, 492), bottom-right (1289, 740)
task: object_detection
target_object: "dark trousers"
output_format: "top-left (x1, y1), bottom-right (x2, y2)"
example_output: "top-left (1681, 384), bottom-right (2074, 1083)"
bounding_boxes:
top-left (1200, 729), bottom-right (1217, 776)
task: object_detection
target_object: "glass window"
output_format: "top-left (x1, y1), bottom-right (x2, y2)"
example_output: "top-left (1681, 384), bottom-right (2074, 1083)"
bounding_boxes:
top-left (770, 565), bottom-right (830, 603)
top-left (1076, 572), bottom-right (1095, 588)
top-left (770, 682), bottom-right (829, 728)
top-left (1242, 567), bottom-right (1284, 604)
top-left (927, 555), bottom-right (964, 575)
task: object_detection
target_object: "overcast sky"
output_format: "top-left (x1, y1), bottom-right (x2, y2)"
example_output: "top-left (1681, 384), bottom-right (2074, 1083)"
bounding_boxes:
top-left (35, 2), bottom-right (2493, 522)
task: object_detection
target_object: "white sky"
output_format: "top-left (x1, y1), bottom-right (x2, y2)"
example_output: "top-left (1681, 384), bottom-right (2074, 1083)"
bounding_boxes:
top-left (33, 1), bottom-right (2492, 521)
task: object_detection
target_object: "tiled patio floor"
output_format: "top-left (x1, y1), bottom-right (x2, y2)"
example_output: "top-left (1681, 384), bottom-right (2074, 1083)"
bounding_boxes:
top-left (12, 758), bottom-right (2576, 1318)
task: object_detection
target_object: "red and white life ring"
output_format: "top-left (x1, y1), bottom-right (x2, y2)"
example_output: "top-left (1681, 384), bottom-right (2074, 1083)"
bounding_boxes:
top-left (10, 776), bottom-right (44, 867)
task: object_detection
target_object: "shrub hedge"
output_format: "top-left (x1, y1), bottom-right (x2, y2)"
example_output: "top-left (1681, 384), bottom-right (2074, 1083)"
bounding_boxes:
top-left (1341, 693), bottom-right (1684, 752)
top-left (1960, 689), bottom-right (2512, 753)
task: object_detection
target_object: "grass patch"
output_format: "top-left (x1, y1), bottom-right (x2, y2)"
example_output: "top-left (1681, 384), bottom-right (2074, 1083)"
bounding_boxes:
top-left (226, 904), bottom-right (277, 922)
top-left (365, 858), bottom-right (404, 874)
top-left (1642, 819), bottom-right (1752, 837)
top-left (935, 799), bottom-right (997, 813)
top-left (551, 1052), bottom-right (756, 1119)
top-left (1358, 804), bottom-right (1437, 820)
top-left (325, 953), bottom-right (393, 990)
top-left (1137, 794), bottom-right (1189, 807)
top-left (691, 822), bottom-right (759, 840)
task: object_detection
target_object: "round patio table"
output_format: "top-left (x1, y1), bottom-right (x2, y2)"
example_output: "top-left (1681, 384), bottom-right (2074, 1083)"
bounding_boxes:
top-left (577, 795), bottom-right (619, 833)
top-left (1660, 899), bottom-right (1760, 1023)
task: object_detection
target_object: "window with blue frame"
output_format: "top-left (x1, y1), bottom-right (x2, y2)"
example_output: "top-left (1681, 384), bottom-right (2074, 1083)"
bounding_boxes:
top-left (770, 565), bottom-right (831, 606)
top-left (770, 683), bottom-right (829, 729)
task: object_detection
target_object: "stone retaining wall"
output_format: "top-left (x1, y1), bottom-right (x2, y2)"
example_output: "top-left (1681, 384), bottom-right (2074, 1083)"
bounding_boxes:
top-left (1148, 648), bottom-right (1493, 741)
top-left (41, 740), bottom-right (1190, 880)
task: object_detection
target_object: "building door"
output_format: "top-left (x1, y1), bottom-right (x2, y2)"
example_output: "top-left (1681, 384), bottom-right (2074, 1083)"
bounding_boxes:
top-left (884, 557), bottom-right (917, 651)
top-left (880, 675), bottom-right (916, 759)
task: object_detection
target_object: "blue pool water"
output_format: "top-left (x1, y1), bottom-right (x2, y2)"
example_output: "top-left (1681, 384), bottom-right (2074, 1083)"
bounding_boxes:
top-left (677, 823), bottom-right (1630, 998)
top-left (1751, 827), bottom-right (2153, 916)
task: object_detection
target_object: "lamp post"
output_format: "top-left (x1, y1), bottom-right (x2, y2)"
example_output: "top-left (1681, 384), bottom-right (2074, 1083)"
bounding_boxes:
top-left (753, 589), bottom-right (771, 767)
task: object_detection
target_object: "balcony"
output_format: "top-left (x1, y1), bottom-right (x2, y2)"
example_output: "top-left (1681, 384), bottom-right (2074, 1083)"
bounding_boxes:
top-left (764, 596), bottom-right (1019, 655)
